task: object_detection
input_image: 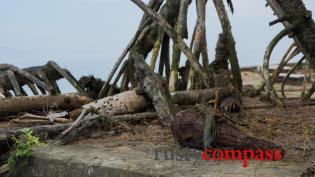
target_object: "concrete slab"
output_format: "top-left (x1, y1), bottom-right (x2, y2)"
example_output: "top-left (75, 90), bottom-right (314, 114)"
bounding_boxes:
top-left (8, 144), bottom-right (308, 177)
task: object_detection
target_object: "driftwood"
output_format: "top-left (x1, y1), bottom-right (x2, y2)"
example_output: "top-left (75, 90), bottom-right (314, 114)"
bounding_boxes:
top-left (186, 0), bottom-right (207, 90)
top-left (83, 90), bottom-right (148, 116)
top-left (51, 85), bottom-right (235, 144)
top-left (128, 52), bottom-right (174, 126)
top-left (0, 61), bottom-right (85, 97)
top-left (131, 0), bottom-right (210, 87)
top-left (0, 85), bottom-right (238, 147)
top-left (0, 64), bottom-right (50, 96)
top-left (168, 0), bottom-right (189, 92)
top-left (263, 27), bottom-right (295, 106)
top-left (14, 113), bottom-right (71, 124)
top-left (0, 112), bottom-right (158, 153)
top-left (280, 56), bottom-right (305, 98)
top-left (52, 112), bottom-right (158, 145)
top-left (267, 0), bottom-right (315, 99)
top-left (77, 87), bottom-right (234, 119)
top-left (267, 0), bottom-right (315, 70)
top-left (54, 107), bottom-right (98, 141)
top-left (0, 94), bottom-right (92, 117)
top-left (212, 0), bottom-right (242, 91)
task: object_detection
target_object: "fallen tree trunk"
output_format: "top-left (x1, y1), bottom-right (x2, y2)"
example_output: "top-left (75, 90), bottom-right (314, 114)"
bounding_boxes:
top-left (83, 90), bottom-right (148, 116)
top-left (0, 94), bottom-right (93, 117)
top-left (0, 84), bottom-right (240, 147)
top-left (81, 88), bottom-right (233, 117)
top-left (0, 85), bottom-right (232, 119)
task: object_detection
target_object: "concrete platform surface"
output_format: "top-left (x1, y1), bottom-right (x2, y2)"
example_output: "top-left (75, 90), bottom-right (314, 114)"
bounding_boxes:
top-left (8, 144), bottom-right (308, 177)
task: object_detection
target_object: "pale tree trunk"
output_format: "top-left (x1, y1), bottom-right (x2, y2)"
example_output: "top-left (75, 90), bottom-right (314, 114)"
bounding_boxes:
top-left (169, 0), bottom-right (190, 92)
top-left (0, 94), bottom-right (92, 117)
top-left (187, 0), bottom-right (208, 90)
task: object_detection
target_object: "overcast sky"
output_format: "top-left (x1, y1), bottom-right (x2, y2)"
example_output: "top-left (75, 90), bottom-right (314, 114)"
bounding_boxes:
top-left (0, 0), bottom-right (314, 92)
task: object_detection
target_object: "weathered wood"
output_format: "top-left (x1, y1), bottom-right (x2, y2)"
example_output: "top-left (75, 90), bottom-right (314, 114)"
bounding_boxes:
top-left (171, 88), bottom-right (233, 105)
top-left (213, 0), bottom-right (242, 91)
top-left (0, 124), bottom-right (72, 142)
top-left (131, 0), bottom-right (181, 57)
top-left (267, 0), bottom-right (315, 73)
top-left (187, 0), bottom-right (207, 90)
top-left (271, 43), bottom-right (297, 83)
top-left (263, 28), bottom-right (294, 106)
top-left (0, 62), bottom-right (85, 96)
top-left (0, 64), bottom-right (51, 94)
top-left (18, 113), bottom-right (71, 124)
top-left (150, 30), bottom-right (164, 70)
top-left (54, 86), bottom-right (235, 144)
top-left (131, 0), bottom-right (210, 87)
top-left (83, 90), bottom-right (148, 116)
top-left (54, 107), bottom-right (96, 141)
top-left (281, 56), bottom-right (305, 98)
top-left (0, 112), bottom-right (157, 142)
top-left (47, 61), bottom-right (85, 94)
top-left (119, 0), bottom-right (180, 91)
top-left (169, 0), bottom-right (190, 92)
top-left (129, 52), bottom-right (174, 126)
top-left (0, 94), bottom-right (93, 117)
top-left (111, 112), bottom-right (157, 122)
top-left (52, 112), bottom-right (157, 145)
top-left (82, 87), bottom-right (235, 117)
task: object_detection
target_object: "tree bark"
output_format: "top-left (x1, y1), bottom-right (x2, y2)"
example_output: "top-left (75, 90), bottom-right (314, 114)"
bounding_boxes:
top-left (83, 90), bottom-right (148, 117)
top-left (169, 0), bottom-right (189, 92)
top-left (213, 0), bottom-right (242, 91)
top-left (128, 52), bottom-right (174, 126)
top-left (187, 0), bottom-right (207, 90)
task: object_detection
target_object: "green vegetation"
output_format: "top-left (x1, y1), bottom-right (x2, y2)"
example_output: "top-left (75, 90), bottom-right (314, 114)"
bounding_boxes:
top-left (8, 128), bottom-right (44, 168)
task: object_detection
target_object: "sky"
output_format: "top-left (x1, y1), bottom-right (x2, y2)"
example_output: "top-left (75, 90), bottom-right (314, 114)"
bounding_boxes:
top-left (0, 0), bottom-right (314, 92)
